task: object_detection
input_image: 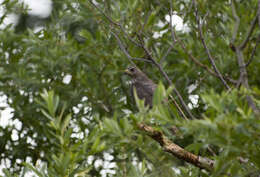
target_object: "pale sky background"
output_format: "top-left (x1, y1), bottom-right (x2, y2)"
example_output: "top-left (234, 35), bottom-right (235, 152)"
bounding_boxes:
top-left (0, 1), bottom-right (192, 176)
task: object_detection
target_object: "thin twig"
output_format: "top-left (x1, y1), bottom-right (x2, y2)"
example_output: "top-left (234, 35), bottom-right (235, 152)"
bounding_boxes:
top-left (173, 31), bottom-right (237, 84)
top-left (111, 31), bottom-right (152, 65)
top-left (88, 0), bottom-right (142, 48)
top-left (140, 10), bottom-right (152, 36)
top-left (169, 4), bottom-right (177, 44)
top-left (169, 94), bottom-right (189, 121)
top-left (147, 49), bottom-right (195, 119)
top-left (245, 34), bottom-right (260, 67)
top-left (159, 45), bottom-right (174, 64)
top-left (168, 1), bottom-right (236, 85)
top-left (239, 15), bottom-right (258, 50)
top-left (151, 56), bottom-right (196, 120)
top-left (194, 1), bottom-right (230, 90)
top-left (232, 0), bottom-right (258, 50)
top-left (88, 0), bottom-right (119, 26)
top-left (160, 3), bottom-right (176, 65)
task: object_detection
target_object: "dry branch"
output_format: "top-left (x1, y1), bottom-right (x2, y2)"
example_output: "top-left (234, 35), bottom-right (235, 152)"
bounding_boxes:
top-left (138, 123), bottom-right (215, 172)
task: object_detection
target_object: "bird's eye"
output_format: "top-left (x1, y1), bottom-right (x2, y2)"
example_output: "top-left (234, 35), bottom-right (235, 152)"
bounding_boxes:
top-left (129, 67), bottom-right (135, 72)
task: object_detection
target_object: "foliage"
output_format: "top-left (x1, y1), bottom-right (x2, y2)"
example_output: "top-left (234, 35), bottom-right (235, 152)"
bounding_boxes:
top-left (0, 0), bottom-right (259, 176)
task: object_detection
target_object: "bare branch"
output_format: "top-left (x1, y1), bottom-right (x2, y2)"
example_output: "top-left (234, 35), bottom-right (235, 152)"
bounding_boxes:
top-left (138, 123), bottom-right (215, 171)
top-left (194, 1), bottom-right (231, 90)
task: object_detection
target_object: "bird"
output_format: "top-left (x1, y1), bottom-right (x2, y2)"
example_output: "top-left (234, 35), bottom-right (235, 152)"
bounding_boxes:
top-left (124, 66), bottom-right (186, 135)
top-left (124, 66), bottom-right (189, 120)
top-left (124, 66), bottom-right (157, 108)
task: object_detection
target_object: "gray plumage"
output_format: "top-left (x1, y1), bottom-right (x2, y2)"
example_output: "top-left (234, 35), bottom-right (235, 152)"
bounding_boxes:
top-left (125, 66), bottom-right (157, 108)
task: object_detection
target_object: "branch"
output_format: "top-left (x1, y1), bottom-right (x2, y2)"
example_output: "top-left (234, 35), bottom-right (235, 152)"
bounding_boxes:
top-left (239, 15), bottom-right (258, 50)
top-left (138, 123), bottom-right (215, 171)
top-left (88, 0), bottom-right (142, 48)
top-left (173, 34), bottom-right (237, 84)
top-left (135, 37), bottom-right (193, 120)
top-left (88, 0), bottom-right (119, 26)
top-left (113, 30), bottom-right (189, 120)
top-left (230, 2), bottom-right (260, 114)
top-left (231, 0), bottom-right (240, 44)
top-left (111, 31), bottom-right (152, 65)
top-left (231, 0), bottom-right (258, 50)
top-left (132, 9), bottom-right (196, 120)
top-left (169, 94), bottom-right (189, 121)
top-left (169, 3), bottom-right (177, 44)
top-left (90, 0), bottom-right (195, 120)
top-left (258, 0), bottom-right (260, 27)
top-left (144, 48), bottom-right (196, 120)
top-left (235, 47), bottom-right (260, 114)
top-left (245, 34), bottom-right (260, 67)
top-left (194, 1), bottom-right (230, 90)
top-left (159, 45), bottom-right (174, 64)
top-left (168, 2), bottom-right (236, 85)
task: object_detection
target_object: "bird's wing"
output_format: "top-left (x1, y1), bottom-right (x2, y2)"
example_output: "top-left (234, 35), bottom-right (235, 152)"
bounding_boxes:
top-left (143, 81), bottom-right (157, 96)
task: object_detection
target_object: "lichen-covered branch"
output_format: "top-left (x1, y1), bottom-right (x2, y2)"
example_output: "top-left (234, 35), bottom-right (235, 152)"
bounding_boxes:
top-left (138, 123), bottom-right (215, 171)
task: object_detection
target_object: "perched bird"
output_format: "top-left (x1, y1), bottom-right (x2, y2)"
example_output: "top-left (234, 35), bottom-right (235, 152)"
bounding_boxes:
top-left (124, 66), bottom-right (189, 120)
top-left (124, 66), bottom-right (157, 108)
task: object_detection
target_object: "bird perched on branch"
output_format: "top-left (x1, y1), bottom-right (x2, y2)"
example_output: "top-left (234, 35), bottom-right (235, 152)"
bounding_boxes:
top-left (124, 66), bottom-right (189, 120)
top-left (124, 66), bottom-right (157, 108)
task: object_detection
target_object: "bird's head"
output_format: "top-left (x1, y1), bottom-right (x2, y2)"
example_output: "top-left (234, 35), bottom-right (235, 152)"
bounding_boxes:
top-left (124, 66), bottom-right (142, 78)
top-left (124, 66), bottom-right (150, 82)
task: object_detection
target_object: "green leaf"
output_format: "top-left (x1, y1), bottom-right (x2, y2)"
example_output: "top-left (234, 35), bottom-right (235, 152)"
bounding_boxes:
top-left (153, 82), bottom-right (166, 106)
top-left (61, 113), bottom-right (72, 136)
top-left (23, 163), bottom-right (44, 177)
top-left (185, 143), bottom-right (204, 155)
